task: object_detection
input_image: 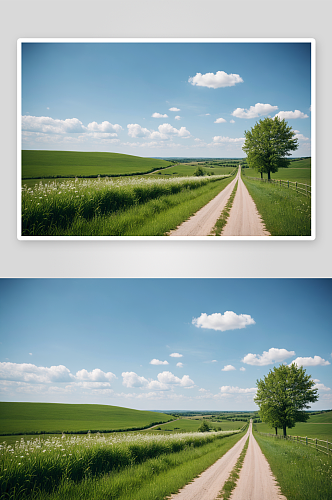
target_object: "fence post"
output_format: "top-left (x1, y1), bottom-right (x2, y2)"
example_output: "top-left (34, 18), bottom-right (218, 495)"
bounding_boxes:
top-left (306, 436), bottom-right (308, 446)
top-left (316, 438), bottom-right (317, 450)
top-left (288, 180), bottom-right (289, 188)
top-left (296, 182), bottom-right (297, 192)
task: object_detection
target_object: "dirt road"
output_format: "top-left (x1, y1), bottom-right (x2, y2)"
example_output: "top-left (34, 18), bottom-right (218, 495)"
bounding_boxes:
top-left (221, 168), bottom-right (270, 236)
top-left (168, 429), bottom-right (249, 500)
top-left (169, 175), bottom-right (238, 236)
top-left (230, 422), bottom-right (286, 500)
top-left (169, 167), bottom-right (269, 236)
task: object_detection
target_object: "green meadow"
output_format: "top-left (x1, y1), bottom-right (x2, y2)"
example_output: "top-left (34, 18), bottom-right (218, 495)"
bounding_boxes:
top-left (243, 157), bottom-right (311, 185)
top-left (254, 411), bottom-right (332, 441)
top-left (0, 402), bottom-right (171, 436)
top-left (146, 418), bottom-right (244, 434)
top-left (22, 151), bottom-right (172, 179)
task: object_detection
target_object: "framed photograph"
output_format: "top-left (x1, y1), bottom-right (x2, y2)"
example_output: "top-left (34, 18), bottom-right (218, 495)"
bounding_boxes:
top-left (18, 38), bottom-right (315, 240)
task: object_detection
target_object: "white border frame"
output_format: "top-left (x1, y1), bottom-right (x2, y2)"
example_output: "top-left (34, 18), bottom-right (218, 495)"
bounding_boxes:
top-left (17, 38), bottom-right (316, 241)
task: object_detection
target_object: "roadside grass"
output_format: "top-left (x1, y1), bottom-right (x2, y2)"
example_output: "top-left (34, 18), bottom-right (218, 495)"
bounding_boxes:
top-left (242, 176), bottom-right (311, 236)
top-left (0, 430), bottom-right (243, 500)
top-left (217, 435), bottom-right (249, 499)
top-left (211, 180), bottom-right (238, 235)
top-left (22, 175), bottom-right (234, 236)
top-left (254, 432), bottom-right (332, 500)
top-left (22, 151), bottom-right (171, 179)
top-left (37, 432), bottom-right (244, 500)
top-left (243, 166), bottom-right (311, 184)
top-left (0, 402), bottom-right (171, 436)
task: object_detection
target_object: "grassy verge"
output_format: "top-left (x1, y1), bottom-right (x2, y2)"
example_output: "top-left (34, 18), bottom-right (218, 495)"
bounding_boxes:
top-left (217, 435), bottom-right (249, 499)
top-left (211, 180), bottom-right (238, 235)
top-left (23, 175), bottom-right (233, 236)
top-left (254, 432), bottom-right (332, 500)
top-left (0, 431), bottom-right (244, 500)
top-left (242, 176), bottom-right (311, 236)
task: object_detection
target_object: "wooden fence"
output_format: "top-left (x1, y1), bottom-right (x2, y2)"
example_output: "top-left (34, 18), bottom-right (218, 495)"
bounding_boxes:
top-left (244, 175), bottom-right (311, 197)
top-left (256, 431), bottom-right (330, 456)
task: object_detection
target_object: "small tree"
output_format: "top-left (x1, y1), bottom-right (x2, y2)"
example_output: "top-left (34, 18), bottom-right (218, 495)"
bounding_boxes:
top-left (193, 166), bottom-right (206, 177)
top-left (242, 116), bottom-right (299, 180)
top-left (198, 421), bottom-right (210, 432)
top-left (254, 363), bottom-right (318, 436)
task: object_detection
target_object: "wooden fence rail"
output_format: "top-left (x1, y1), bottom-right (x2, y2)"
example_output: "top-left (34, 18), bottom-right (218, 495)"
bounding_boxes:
top-left (256, 431), bottom-right (330, 456)
top-left (243, 175), bottom-right (311, 197)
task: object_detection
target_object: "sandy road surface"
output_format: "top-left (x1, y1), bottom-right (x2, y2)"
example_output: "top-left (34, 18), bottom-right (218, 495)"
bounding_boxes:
top-left (230, 422), bottom-right (286, 500)
top-left (168, 429), bottom-right (249, 500)
top-left (221, 168), bottom-right (270, 236)
top-left (169, 175), bottom-right (238, 236)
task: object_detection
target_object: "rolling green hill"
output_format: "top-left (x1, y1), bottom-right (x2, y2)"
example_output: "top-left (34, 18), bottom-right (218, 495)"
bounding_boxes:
top-left (0, 402), bottom-right (172, 435)
top-left (22, 150), bottom-right (172, 179)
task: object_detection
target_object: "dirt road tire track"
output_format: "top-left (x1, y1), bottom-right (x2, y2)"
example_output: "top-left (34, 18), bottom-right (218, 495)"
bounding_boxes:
top-left (230, 423), bottom-right (287, 500)
top-left (168, 429), bottom-right (249, 500)
top-left (221, 169), bottom-right (270, 236)
top-left (169, 175), bottom-right (238, 236)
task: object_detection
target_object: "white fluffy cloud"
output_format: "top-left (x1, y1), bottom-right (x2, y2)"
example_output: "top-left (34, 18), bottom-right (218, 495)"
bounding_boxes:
top-left (240, 367), bottom-right (246, 371)
top-left (170, 353), bottom-right (183, 358)
top-left (291, 356), bottom-right (330, 367)
top-left (176, 362), bottom-right (184, 368)
top-left (192, 311), bottom-right (255, 332)
top-left (213, 136), bottom-right (244, 143)
top-left (85, 121), bottom-right (123, 133)
top-left (274, 110), bottom-right (309, 119)
top-left (293, 130), bottom-right (309, 141)
top-left (152, 112), bottom-right (168, 118)
top-left (122, 371), bottom-right (148, 388)
top-left (150, 359), bottom-right (169, 365)
top-left (221, 365), bottom-right (236, 371)
top-left (188, 71), bottom-right (243, 89)
top-left (0, 362), bottom-right (73, 383)
top-left (242, 348), bottom-right (295, 366)
top-left (75, 368), bottom-right (117, 382)
top-left (169, 107), bottom-right (180, 112)
top-left (175, 116), bottom-right (181, 121)
top-left (22, 116), bottom-right (123, 135)
top-left (214, 118), bottom-right (226, 123)
top-left (127, 123), bottom-right (151, 138)
top-left (232, 103), bottom-right (278, 119)
top-left (220, 385), bottom-right (256, 394)
top-left (121, 370), bottom-right (194, 390)
top-left (127, 123), bottom-right (190, 140)
top-left (22, 115), bottom-right (85, 134)
top-left (313, 379), bottom-right (331, 391)
top-left (0, 362), bottom-right (119, 389)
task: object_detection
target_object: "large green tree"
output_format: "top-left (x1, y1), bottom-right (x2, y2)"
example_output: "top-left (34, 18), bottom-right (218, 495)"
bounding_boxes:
top-left (242, 116), bottom-right (299, 179)
top-left (254, 363), bottom-right (318, 436)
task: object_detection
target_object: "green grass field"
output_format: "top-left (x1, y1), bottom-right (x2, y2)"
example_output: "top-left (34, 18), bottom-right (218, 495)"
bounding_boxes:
top-left (22, 174), bottom-right (234, 236)
top-left (254, 432), bottom-right (332, 500)
top-left (146, 418), bottom-right (244, 433)
top-left (150, 164), bottom-right (236, 177)
top-left (242, 175), bottom-right (311, 236)
top-left (22, 151), bottom-right (172, 179)
top-left (0, 429), bottom-right (245, 500)
top-left (0, 402), bottom-right (171, 435)
top-left (254, 412), bottom-right (332, 441)
top-left (243, 158), bottom-right (311, 185)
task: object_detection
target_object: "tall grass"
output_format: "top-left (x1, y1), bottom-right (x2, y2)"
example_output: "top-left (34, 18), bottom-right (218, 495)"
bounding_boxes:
top-left (0, 430), bottom-right (240, 498)
top-left (22, 175), bottom-right (233, 236)
top-left (242, 176), bottom-right (311, 236)
top-left (254, 433), bottom-right (332, 500)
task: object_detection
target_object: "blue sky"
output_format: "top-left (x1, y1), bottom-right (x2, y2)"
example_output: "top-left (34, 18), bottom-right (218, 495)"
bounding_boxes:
top-left (0, 279), bottom-right (330, 411)
top-left (21, 41), bottom-right (312, 158)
